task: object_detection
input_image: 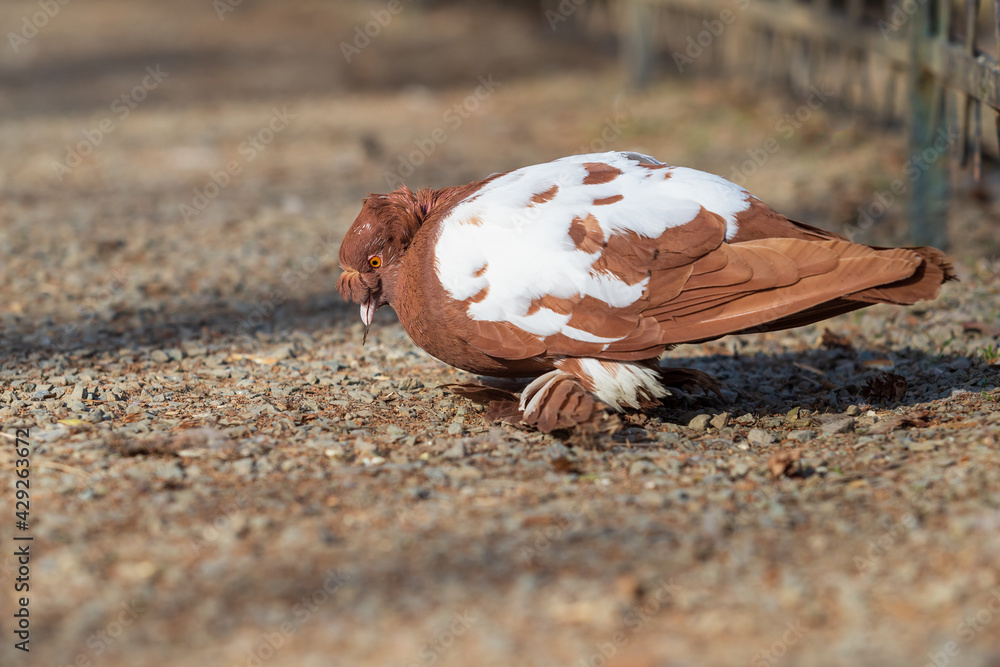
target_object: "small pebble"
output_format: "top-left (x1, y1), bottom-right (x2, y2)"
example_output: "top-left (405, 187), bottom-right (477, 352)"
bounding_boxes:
top-left (747, 428), bottom-right (774, 446)
top-left (906, 440), bottom-right (938, 452)
top-left (710, 412), bottom-right (730, 430)
top-left (730, 460), bottom-right (751, 478)
top-left (443, 442), bottom-right (466, 459)
top-left (688, 414), bottom-right (711, 431)
top-left (821, 417), bottom-right (855, 435)
top-left (232, 459), bottom-right (254, 477)
top-left (787, 429), bottom-right (815, 443)
top-left (355, 440), bottom-right (378, 456)
top-left (628, 460), bottom-right (657, 476)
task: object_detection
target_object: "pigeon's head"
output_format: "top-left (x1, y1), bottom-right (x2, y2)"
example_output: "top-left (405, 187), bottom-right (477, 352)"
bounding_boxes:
top-left (336, 187), bottom-right (425, 341)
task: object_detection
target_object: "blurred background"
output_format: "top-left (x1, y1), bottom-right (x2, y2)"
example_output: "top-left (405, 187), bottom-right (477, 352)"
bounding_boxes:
top-left (1, 1), bottom-right (999, 666)
top-left (2, 0), bottom-right (998, 349)
top-left (2, 0), bottom-right (997, 350)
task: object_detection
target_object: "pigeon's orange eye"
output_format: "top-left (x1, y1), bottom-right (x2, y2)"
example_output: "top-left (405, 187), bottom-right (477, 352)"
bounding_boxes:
top-left (369, 256), bottom-right (382, 268)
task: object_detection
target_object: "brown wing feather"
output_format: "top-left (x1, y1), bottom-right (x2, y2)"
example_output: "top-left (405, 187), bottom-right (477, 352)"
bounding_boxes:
top-left (465, 319), bottom-right (547, 359)
top-left (649, 239), bottom-right (923, 344)
top-left (538, 209), bottom-right (728, 359)
top-left (447, 198), bottom-right (950, 367)
top-left (729, 200), bottom-right (849, 243)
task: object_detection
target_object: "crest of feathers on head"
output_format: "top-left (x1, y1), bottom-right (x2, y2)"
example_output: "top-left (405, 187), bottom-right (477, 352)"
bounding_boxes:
top-left (341, 177), bottom-right (496, 276)
top-left (339, 187), bottom-right (424, 274)
top-left (358, 186), bottom-right (449, 248)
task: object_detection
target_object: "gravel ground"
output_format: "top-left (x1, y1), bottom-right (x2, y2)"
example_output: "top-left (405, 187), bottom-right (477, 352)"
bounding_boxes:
top-left (1, 2), bottom-right (999, 666)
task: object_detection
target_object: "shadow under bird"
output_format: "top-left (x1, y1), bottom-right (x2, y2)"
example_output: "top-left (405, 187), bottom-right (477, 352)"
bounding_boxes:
top-left (336, 151), bottom-right (953, 432)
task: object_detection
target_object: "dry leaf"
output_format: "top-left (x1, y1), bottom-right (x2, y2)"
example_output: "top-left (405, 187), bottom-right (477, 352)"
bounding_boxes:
top-left (658, 367), bottom-right (724, 398)
top-left (962, 321), bottom-right (1000, 337)
top-left (821, 328), bottom-right (854, 352)
top-left (871, 410), bottom-right (932, 434)
top-left (550, 456), bottom-right (580, 474)
top-left (861, 358), bottom-right (896, 370)
top-left (767, 449), bottom-right (802, 477)
top-left (860, 372), bottom-right (908, 403)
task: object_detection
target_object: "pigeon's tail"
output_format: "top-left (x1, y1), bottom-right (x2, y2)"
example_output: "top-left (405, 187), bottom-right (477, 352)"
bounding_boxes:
top-left (643, 234), bottom-right (955, 346)
top-left (728, 244), bottom-right (954, 336)
top-left (747, 248), bottom-right (957, 340)
top-left (844, 244), bottom-right (955, 304)
top-left (638, 212), bottom-right (954, 342)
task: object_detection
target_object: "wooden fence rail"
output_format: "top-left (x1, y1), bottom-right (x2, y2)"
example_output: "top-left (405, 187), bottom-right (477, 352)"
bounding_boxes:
top-left (617, 0), bottom-right (1000, 249)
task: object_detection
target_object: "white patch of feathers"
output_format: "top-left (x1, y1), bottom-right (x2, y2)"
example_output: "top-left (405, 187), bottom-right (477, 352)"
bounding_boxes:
top-left (518, 359), bottom-right (669, 412)
top-left (562, 358), bottom-right (668, 410)
top-left (434, 151), bottom-right (753, 344)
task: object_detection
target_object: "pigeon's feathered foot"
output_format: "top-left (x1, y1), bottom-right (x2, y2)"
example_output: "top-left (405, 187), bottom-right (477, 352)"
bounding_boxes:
top-left (447, 378), bottom-right (615, 433)
top-left (518, 358), bottom-right (673, 432)
top-left (518, 370), bottom-right (603, 432)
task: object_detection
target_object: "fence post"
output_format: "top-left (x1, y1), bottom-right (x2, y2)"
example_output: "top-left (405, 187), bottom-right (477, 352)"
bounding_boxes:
top-left (905, 0), bottom-right (950, 249)
top-left (622, 1), bottom-right (654, 89)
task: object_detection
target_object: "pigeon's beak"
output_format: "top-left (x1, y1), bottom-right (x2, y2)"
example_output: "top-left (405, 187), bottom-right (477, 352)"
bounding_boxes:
top-left (361, 297), bottom-right (376, 344)
top-left (337, 268), bottom-right (381, 344)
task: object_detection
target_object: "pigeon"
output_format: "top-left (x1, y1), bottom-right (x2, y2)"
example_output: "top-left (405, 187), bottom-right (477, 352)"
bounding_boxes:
top-left (336, 151), bottom-right (953, 432)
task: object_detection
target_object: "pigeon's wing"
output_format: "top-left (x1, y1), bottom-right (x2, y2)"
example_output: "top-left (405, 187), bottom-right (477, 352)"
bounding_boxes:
top-left (635, 197), bottom-right (953, 347)
top-left (431, 152), bottom-right (740, 360)
top-left (433, 151), bottom-right (949, 362)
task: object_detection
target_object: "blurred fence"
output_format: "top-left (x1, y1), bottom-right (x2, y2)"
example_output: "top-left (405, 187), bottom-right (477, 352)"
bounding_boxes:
top-left (615, 0), bottom-right (1000, 250)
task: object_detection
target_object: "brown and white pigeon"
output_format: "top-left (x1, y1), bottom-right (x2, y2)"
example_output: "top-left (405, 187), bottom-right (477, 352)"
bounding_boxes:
top-left (336, 151), bottom-right (953, 431)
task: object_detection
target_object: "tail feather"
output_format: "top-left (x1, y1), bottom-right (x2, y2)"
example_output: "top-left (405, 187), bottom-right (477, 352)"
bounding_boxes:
top-left (848, 245), bottom-right (955, 304)
top-left (714, 212), bottom-right (955, 331)
top-left (648, 237), bottom-right (952, 345)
